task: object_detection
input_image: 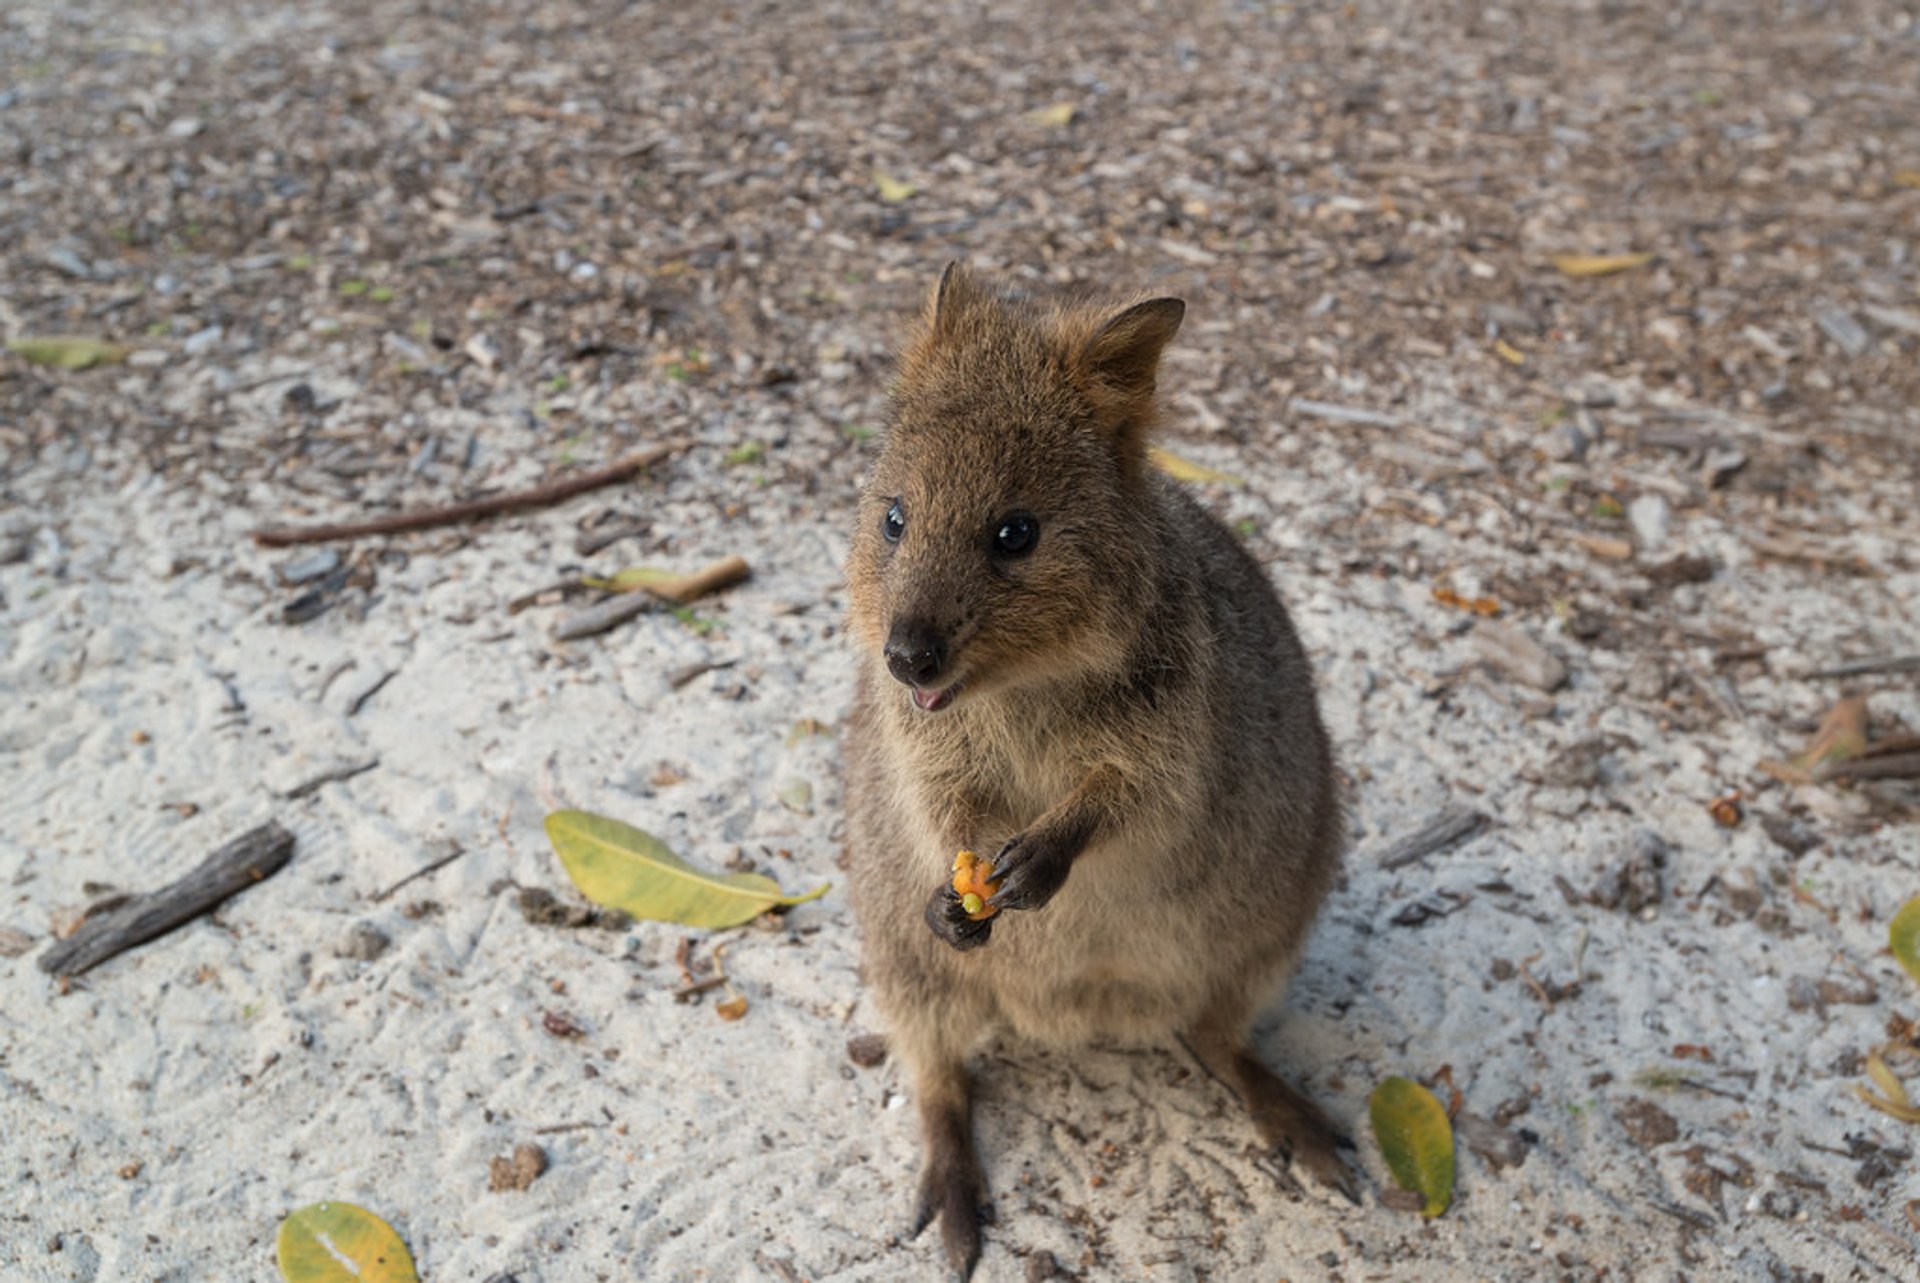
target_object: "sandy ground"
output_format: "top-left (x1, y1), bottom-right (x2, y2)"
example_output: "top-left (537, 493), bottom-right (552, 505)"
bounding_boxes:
top-left (5, 1), bottom-right (1920, 1280)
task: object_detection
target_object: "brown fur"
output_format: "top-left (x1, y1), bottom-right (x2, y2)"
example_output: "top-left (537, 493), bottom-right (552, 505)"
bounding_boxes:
top-left (843, 266), bottom-right (1351, 1278)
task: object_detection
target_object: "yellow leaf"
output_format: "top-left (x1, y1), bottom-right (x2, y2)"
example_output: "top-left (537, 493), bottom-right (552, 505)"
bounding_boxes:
top-left (1867, 1051), bottom-right (1911, 1108)
top-left (1892, 896), bottom-right (1920, 986)
top-left (583, 556), bottom-right (751, 603)
top-left (1370, 1077), bottom-right (1454, 1217)
top-left (1893, 170), bottom-right (1920, 189)
top-left (1493, 339), bottom-right (1526, 365)
top-left (1027, 102), bottom-right (1077, 127)
top-left (1794, 696), bottom-right (1869, 776)
top-left (544, 810), bottom-right (827, 929)
top-left (1853, 1082), bottom-right (1920, 1123)
top-left (872, 171), bottom-right (918, 204)
top-left (1148, 446), bottom-right (1243, 486)
top-left (582, 566), bottom-right (679, 593)
top-left (7, 335), bottom-right (128, 369)
top-left (276, 1203), bottom-right (419, 1283)
top-left (1551, 252), bottom-right (1655, 278)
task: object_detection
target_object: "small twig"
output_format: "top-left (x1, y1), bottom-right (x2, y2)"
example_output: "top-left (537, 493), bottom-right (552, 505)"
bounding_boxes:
top-left (226, 367), bottom-right (314, 396)
top-left (346, 669), bottom-right (398, 717)
top-left (532, 1120), bottom-right (609, 1136)
top-left (507, 579), bottom-right (589, 615)
top-left (315, 658), bottom-right (358, 702)
top-left (1289, 398), bottom-right (1405, 429)
top-left (283, 758), bottom-right (380, 799)
top-left (1518, 951), bottom-right (1555, 1009)
top-left (250, 438), bottom-right (692, 547)
top-left (1800, 654), bottom-right (1920, 680)
top-left (372, 842), bottom-right (468, 903)
top-left (1648, 1199), bottom-right (1715, 1231)
top-left (672, 975), bottom-right (730, 1002)
top-left (1821, 751), bottom-right (1920, 783)
top-left (552, 555), bottom-right (751, 641)
top-left (1373, 805), bottom-right (1491, 870)
top-left (669, 657), bottom-right (738, 689)
top-left (39, 822), bottom-right (295, 977)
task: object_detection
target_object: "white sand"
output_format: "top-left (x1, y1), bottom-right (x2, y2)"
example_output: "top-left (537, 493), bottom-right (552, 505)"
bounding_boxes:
top-left (6, 351), bottom-right (1917, 1282)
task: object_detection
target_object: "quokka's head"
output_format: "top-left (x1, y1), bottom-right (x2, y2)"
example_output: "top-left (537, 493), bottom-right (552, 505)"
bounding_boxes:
top-left (846, 263), bottom-right (1185, 714)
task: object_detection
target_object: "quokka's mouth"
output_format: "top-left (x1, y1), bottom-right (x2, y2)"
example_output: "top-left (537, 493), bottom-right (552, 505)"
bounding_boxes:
top-left (911, 681), bottom-right (963, 712)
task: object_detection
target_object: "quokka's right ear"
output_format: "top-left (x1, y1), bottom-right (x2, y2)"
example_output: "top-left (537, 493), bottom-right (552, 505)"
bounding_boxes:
top-left (927, 261), bottom-right (984, 338)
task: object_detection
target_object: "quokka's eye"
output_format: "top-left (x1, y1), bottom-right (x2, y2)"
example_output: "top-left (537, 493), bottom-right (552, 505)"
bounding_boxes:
top-left (883, 501), bottom-right (906, 543)
top-left (991, 511), bottom-right (1038, 557)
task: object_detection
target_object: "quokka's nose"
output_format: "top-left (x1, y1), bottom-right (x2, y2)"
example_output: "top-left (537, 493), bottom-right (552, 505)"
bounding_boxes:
top-left (884, 623), bottom-right (949, 687)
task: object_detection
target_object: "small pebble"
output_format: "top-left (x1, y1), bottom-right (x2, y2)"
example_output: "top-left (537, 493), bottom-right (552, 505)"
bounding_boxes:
top-left (336, 922), bottom-right (391, 962)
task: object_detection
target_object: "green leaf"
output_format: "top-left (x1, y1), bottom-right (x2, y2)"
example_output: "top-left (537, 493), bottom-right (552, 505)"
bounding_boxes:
top-left (872, 171), bottom-right (918, 203)
top-left (1370, 1076), bottom-right (1455, 1217)
top-left (276, 1202), bottom-right (419, 1283)
top-left (777, 778), bottom-right (813, 813)
top-left (1148, 446), bottom-right (1243, 486)
top-left (338, 279), bottom-right (370, 298)
top-left (544, 810), bottom-right (827, 929)
top-left (7, 335), bottom-right (127, 369)
top-left (1892, 896), bottom-right (1920, 986)
top-left (724, 441), bottom-right (766, 467)
top-left (581, 565), bottom-right (679, 593)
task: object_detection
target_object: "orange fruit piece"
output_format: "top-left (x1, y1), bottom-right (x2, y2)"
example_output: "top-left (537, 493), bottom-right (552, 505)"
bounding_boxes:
top-left (950, 849), bottom-right (1002, 921)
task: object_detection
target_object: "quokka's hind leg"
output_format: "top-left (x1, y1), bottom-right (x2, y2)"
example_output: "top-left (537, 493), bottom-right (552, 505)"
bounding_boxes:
top-left (1182, 998), bottom-right (1360, 1204)
top-left (904, 1046), bottom-right (990, 1280)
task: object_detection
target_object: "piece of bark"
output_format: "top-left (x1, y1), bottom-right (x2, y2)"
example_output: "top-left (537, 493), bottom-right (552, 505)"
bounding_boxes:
top-left (552, 555), bottom-right (751, 641)
top-left (1373, 805), bottom-right (1491, 870)
top-left (38, 822), bottom-right (296, 977)
top-left (251, 439), bottom-right (690, 547)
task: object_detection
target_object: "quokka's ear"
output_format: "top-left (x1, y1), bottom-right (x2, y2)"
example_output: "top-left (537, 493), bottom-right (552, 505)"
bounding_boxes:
top-left (927, 260), bottom-right (984, 337)
top-left (1073, 297), bottom-right (1185, 458)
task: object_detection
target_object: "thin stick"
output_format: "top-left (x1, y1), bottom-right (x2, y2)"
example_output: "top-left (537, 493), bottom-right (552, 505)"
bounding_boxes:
top-left (552, 555), bottom-right (752, 641)
top-left (283, 757), bottom-right (380, 799)
top-left (39, 822), bottom-right (295, 977)
top-left (1373, 805), bottom-right (1491, 870)
top-left (1799, 654), bottom-right (1920, 680)
top-left (250, 439), bottom-right (692, 547)
top-left (372, 842), bottom-right (468, 903)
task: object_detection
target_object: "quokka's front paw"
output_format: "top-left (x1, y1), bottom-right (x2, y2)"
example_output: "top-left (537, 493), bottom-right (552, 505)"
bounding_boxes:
top-left (986, 830), bottom-right (1073, 913)
top-left (923, 883), bottom-right (994, 951)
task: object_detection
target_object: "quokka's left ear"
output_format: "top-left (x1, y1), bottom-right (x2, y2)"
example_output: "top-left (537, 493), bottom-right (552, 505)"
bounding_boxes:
top-left (1072, 296), bottom-right (1185, 462)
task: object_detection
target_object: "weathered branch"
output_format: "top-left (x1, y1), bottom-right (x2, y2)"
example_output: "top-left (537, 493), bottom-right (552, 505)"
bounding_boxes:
top-left (39, 822), bottom-right (296, 977)
top-left (1372, 805), bottom-right (1491, 870)
top-left (250, 439), bottom-right (691, 547)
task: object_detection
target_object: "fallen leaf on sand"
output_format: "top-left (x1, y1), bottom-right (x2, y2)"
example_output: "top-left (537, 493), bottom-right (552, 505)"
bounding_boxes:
top-left (1148, 446), bottom-right (1243, 486)
top-left (545, 810), bottom-right (827, 929)
top-left (873, 171), bottom-right (918, 203)
top-left (1551, 252), bottom-right (1655, 278)
top-left (276, 1202), bottom-right (419, 1283)
top-left (1855, 1049), bottom-right (1920, 1123)
top-left (7, 335), bottom-right (128, 369)
top-left (1795, 696), bottom-right (1870, 775)
top-left (1027, 102), bottom-right (1077, 127)
top-left (1370, 1076), bottom-right (1455, 1217)
top-left (1891, 897), bottom-right (1920, 987)
top-left (1432, 586), bottom-right (1501, 617)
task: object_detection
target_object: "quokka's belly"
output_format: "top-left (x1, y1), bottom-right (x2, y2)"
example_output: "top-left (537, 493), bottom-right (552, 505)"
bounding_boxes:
top-left (977, 857), bottom-right (1223, 1047)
